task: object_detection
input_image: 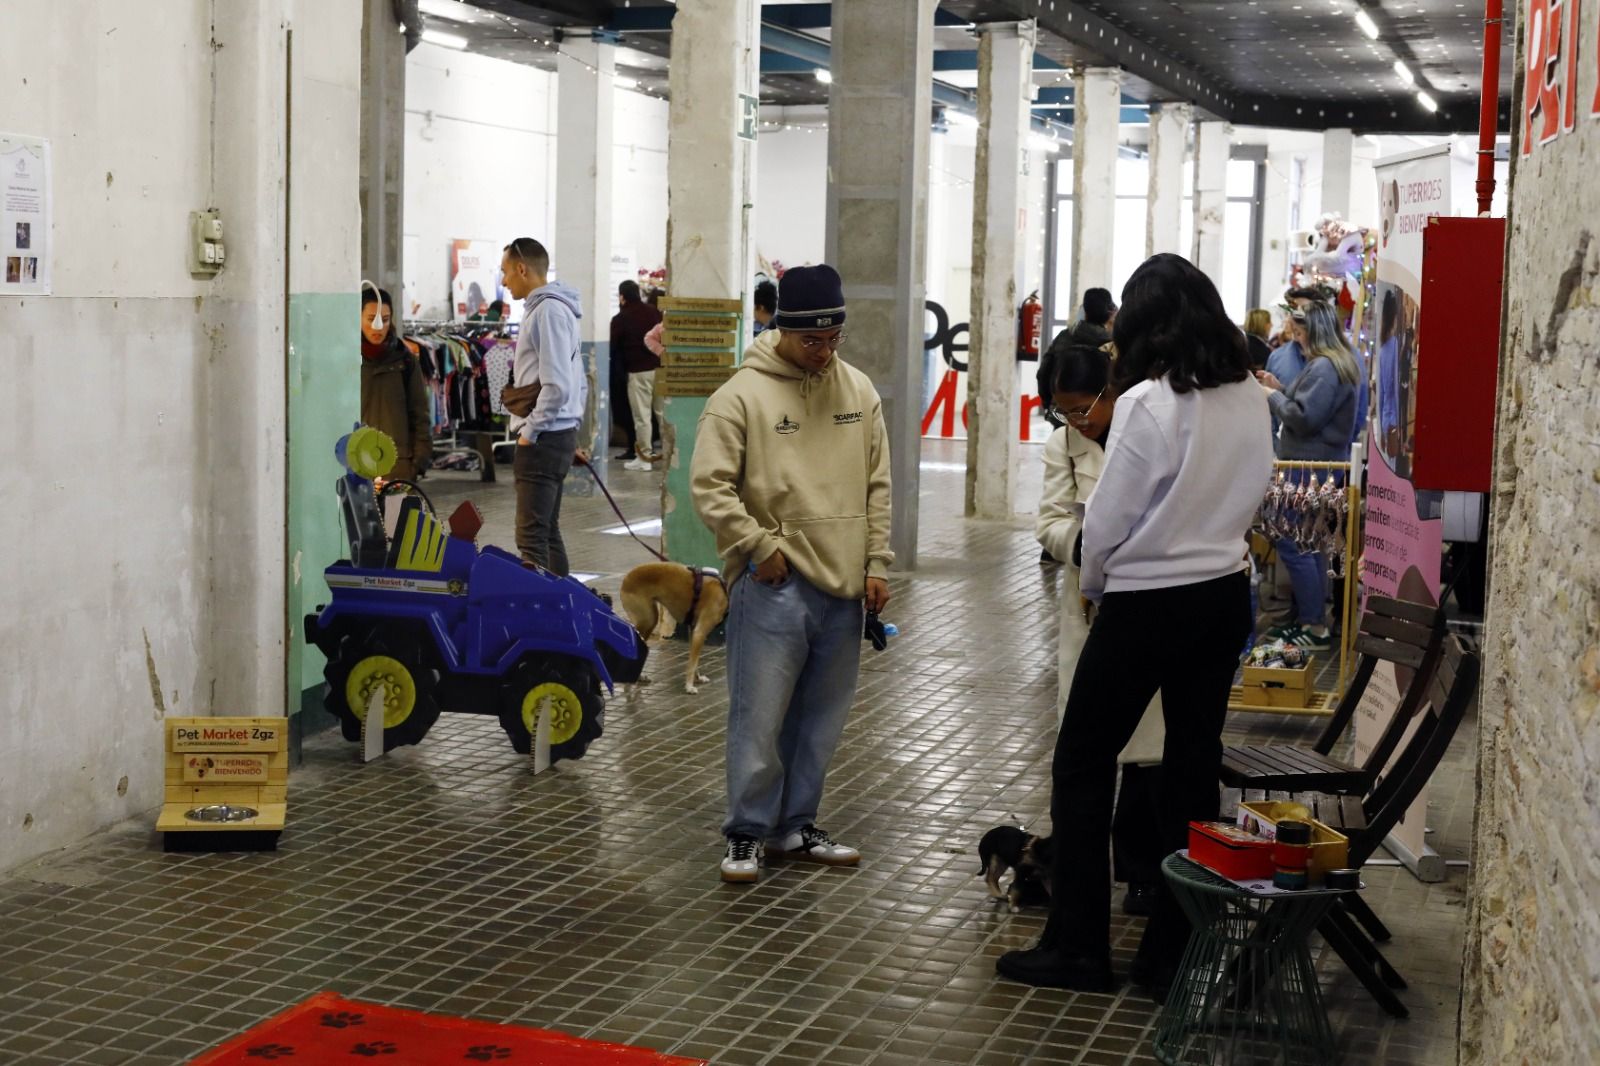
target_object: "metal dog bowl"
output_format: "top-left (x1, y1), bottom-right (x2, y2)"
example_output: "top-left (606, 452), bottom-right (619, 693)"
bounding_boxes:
top-left (184, 804), bottom-right (258, 823)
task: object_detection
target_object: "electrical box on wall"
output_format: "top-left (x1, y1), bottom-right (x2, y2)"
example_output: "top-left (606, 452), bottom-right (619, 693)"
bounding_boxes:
top-left (1412, 216), bottom-right (1506, 493)
top-left (190, 208), bottom-right (226, 276)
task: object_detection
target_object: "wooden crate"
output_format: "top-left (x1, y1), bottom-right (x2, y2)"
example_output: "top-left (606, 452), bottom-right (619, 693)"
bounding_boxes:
top-left (1237, 800), bottom-right (1351, 884)
top-left (1239, 657), bottom-right (1315, 708)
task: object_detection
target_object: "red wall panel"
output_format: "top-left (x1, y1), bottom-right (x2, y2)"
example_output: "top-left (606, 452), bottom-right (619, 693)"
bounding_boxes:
top-left (1413, 217), bottom-right (1507, 492)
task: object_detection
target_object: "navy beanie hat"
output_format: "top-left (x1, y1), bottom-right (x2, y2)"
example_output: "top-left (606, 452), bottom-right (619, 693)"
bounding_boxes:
top-left (773, 264), bottom-right (846, 331)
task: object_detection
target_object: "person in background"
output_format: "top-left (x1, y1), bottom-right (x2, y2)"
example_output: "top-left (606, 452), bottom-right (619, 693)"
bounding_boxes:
top-left (1377, 289), bottom-right (1401, 457)
top-left (612, 280), bottom-right (665, 471)
top-left (1035, 343), bottom-right (1165, 918)
top-left (500, 237), bottom-right (586, 576)
top-left (359, 284), bottom-right (431, 483)
top-left (469, 299), bottom-right (506, 323)
top-left (752, 279), bottom-right (778, 334)
top-left (1242, 308), bottom-right (1273, 370)
top-left (691, 264), bottom-right (893, 885)
top-left (1036, 288), bottom-right (1117, 433)
top-left (1256, 300), bottom-right (1361, 651)
top-left (997, 253), bottom-right (1272, 995)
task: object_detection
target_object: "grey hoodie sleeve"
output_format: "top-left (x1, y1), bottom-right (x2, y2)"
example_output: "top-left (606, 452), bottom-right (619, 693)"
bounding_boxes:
top-left (1268, 358), bottom-right (1340, 438)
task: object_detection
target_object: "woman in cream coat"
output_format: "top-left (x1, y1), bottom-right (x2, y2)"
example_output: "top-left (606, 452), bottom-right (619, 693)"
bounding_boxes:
top-left (1035, 341), bottom-right (1165, 915)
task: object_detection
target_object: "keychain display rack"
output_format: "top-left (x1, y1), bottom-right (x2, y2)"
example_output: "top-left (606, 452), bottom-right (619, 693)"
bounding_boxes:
top-left (1233, 456), bottom-right (1363, 717)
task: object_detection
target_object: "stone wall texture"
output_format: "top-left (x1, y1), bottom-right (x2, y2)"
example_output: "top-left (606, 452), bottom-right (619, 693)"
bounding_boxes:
top-left (1462, 3), bottom-right (1600, 1061)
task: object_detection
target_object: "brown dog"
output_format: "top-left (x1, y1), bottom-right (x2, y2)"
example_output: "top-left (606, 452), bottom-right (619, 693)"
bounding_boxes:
top-left (618, 562), bottom-right (730, 694)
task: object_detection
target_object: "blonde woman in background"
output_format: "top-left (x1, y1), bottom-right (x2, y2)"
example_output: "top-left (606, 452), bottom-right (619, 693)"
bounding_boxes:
top-left (1242, 308), bottom-right (1273, 370)
top-left (1034, 339), bottom-right (1165, 919)
top-left (1255, 300), bottom-right (1362, 649)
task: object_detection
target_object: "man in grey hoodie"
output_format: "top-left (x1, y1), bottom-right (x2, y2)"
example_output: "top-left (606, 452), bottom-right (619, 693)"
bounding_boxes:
top-left (501, 237), bottom-right (587, 575)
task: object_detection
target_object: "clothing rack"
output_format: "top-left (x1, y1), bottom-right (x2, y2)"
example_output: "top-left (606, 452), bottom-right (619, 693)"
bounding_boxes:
top-left (401, 320), bottom-right (517, 455)
top-left (1233, 454), bottom-right (1363, 718)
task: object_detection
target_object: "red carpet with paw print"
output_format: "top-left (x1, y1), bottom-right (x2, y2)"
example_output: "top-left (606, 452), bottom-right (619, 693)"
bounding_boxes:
top-left (190, 991), bottom-right (709, 1066)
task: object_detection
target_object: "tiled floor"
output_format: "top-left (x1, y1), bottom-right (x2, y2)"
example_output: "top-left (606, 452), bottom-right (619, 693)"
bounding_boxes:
top-left (0, 440), bottom-right (1471, 1065)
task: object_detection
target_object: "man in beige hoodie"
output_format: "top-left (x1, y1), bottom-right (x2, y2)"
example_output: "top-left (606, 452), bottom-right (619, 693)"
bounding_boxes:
top-left (691, 264), bottom-right (893, 883)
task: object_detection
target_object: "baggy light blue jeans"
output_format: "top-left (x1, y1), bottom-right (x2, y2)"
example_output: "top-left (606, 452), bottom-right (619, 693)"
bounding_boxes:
top-left (723, 570), bottom-right (863, 841)
top-left (1276, 538), bottom-right (1328, 627)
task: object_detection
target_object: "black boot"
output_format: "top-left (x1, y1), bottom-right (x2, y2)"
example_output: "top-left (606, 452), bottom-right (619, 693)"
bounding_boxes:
top-left (995, 946), bottom-right (1113, 992)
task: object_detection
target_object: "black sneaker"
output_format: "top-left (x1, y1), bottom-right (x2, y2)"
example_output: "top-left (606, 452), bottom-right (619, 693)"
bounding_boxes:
top-left (720, 835), bottom-right (762, 883)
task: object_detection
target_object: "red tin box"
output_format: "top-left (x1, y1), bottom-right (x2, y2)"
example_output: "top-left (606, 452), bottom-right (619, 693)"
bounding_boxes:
top-left (1188, 821), bottom-right (1276, 880)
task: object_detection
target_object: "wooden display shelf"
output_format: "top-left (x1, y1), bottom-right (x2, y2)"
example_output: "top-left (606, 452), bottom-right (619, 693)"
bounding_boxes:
top-left (158, 717), bottom-right (289, 851)
top-left (1228, 686), bottom-right (1338, 717)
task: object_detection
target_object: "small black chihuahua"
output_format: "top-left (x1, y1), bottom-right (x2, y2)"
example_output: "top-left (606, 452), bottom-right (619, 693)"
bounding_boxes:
top-left (977, 826), bottom-right (1054, 912)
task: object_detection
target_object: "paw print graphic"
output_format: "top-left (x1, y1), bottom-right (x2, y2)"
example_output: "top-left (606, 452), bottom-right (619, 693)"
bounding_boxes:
top-left (350, 1041), bottom-right (400, 1057)
top-left (321, 1011), bottom-right (367, 1029)
top-left (464, 1047), bottom-right (513, 1062)
top-left (245, 1045), bottom-right (296, 1061)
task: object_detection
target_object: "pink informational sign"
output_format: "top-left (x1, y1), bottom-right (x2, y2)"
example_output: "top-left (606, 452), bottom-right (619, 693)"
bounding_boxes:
top-left (1353, 145), bottom-right (1450, 881)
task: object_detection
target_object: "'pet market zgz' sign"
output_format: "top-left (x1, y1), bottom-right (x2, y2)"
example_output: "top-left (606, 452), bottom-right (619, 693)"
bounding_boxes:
top-left (1523, 0), bottom-right (1600, 154)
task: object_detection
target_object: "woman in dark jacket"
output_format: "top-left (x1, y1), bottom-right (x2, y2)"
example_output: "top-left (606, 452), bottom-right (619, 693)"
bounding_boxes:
top-left (1255, 301), bottom-right (1360, 649)
top-left (360, 284), bottom-right (432, 482)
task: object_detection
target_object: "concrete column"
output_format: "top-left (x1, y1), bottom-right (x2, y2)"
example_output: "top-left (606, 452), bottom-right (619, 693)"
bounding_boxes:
top-left (1192, 120), bottom-right (1231, 281)
top-left (662, 0), bottom-right (760, 566)
top-left (360, 0), bottom-right (405, 302)
top-left (1147, 102), bottom-right (1192, 258)
top-left (827, 0), bottom-right (939, 568)
top-left (1321, 127), bottom-right (1354, 218)
top-left (286, 4), bottom-right (365, 728)
top-left (556, 37), bottom-right (617, 485)
top-left (965, 22), bottom-right (1034, 519)
top-left (1069, 67), bottom-right (1122, 312)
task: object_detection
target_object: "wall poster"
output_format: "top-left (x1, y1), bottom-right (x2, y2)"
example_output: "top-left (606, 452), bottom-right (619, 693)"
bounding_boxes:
top-left (1354, 144), bottom-right (1451, 881)
top-left (450, 239), bottom-right (505, 321)
top-left (1, 133), bottom-right (51, 296)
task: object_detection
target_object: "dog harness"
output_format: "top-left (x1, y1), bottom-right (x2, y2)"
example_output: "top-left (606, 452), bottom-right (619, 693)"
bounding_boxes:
top-left (683, 565), bottom-right (726, 630)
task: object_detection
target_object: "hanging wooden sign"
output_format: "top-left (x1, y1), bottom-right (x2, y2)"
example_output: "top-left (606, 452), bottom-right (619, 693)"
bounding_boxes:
top-left (659, 296), bottom-right (743, 313)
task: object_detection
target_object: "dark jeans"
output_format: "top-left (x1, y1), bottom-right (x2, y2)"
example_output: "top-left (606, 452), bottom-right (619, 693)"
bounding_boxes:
top-left (513, 428), bottom-right (577, 575)
top-left (1111, 763), bottom-right (1163, 887)
top-left (1044, 570), bottom-right (1252, 967)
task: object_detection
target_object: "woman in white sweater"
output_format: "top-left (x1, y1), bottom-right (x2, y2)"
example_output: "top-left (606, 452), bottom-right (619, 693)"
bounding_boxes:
top-left (999, 254), bottom-right (1275, 996)
top-left (1034, 341), bottom-right (1165, 917)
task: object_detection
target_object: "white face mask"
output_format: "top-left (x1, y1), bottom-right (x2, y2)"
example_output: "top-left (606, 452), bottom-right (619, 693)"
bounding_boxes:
top-left (361, 280), bottom-right (386, 334)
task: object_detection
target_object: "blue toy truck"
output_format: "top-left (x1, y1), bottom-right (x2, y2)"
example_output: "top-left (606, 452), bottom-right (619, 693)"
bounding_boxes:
top-left (304, 428), bottom-right (646, 762)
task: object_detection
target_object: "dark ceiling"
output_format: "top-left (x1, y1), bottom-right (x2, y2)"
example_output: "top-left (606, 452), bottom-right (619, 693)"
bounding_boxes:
top-left (421, 0), bottom-right (1512, 134)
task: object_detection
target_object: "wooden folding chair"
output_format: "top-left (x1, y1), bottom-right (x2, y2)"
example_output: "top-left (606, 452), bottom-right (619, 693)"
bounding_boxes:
top-left (1314, 634), bottom-right (1479, 1018)
top-left (1221, 596), bottom-right (1448, 796)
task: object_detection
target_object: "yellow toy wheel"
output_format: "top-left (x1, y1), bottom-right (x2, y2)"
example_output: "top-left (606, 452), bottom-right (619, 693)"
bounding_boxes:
top-left (498, 656), bottom-right (605, 762)
top-left (323, 626), bottom-right (442, 751)
top-left (520, 681), bottom-right (584, 745)
top-left (345, 655), bottom-right (417, 730)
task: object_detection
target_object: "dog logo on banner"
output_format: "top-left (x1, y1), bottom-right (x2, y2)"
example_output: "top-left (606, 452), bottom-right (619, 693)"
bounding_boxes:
top-left (775, 415), bottom-right (799, 436)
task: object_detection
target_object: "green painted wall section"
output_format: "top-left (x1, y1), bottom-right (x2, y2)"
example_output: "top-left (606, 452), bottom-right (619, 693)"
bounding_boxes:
top-left (661, 395), bottom-right (721, 570)
top-left (287, 292), bottom-right (359, 712)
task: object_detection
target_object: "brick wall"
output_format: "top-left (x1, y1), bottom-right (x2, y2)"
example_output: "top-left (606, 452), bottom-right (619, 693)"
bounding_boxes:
top-left (1462, 4), bottom-right (1600, 1060)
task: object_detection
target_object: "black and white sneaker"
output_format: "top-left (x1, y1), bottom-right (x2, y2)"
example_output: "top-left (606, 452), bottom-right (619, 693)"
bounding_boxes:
top-left (720, 835), bottom-right (763, 883)
top-left (771, 825), bottom-right (860, 867)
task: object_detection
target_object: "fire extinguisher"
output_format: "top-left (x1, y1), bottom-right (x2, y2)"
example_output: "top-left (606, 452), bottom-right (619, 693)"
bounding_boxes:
top-left (1018, 290), bottom-right (1043, 361)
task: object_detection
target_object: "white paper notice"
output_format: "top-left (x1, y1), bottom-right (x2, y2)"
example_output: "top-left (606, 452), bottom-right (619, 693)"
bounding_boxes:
top-left (1, 133), bottom-right (51, 296)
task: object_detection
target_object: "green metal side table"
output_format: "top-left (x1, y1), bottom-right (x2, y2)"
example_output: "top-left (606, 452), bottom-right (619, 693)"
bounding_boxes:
top-left (1153, 853), bottom-right (1348, 1066)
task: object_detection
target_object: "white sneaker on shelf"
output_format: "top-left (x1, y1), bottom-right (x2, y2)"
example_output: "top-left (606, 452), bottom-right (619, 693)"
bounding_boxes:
top-left (624, 457), bottom-right (653, 472)
top-left (720, 835), bottom-right (763, 883)
top-left (770, 825), bottom-right (860, 867)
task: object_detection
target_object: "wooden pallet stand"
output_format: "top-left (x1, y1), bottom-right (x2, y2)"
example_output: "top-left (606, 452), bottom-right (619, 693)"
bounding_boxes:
top-left (157, 717), bottom-right (288, 852)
